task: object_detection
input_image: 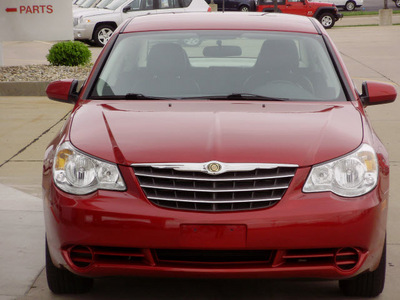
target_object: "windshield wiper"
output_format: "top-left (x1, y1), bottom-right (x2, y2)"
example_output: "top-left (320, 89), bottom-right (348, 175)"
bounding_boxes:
top-left (91, 93), bottom-right (288, 101)
top-left (90, 93), bottom-right (170, 100)
top-left (125, 93), bottom-right (169, 100)
top-left (180, 93), bottom-right (289, 101)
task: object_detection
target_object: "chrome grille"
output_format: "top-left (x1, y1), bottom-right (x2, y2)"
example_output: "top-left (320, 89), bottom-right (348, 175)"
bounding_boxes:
top-left (132, 162), bottom-right (297, 212)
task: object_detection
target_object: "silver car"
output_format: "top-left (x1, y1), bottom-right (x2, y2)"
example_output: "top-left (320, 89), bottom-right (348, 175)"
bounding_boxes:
top-left (316, 0), bottom-right (363, 11)
top-left (73, 0), bottom-right (211, 46)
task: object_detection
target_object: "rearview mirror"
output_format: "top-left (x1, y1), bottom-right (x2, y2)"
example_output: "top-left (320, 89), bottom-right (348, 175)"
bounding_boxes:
top-left (361, 81), bottom-right (396, 107)
top-left (46, 79), bottom-right (79, 103)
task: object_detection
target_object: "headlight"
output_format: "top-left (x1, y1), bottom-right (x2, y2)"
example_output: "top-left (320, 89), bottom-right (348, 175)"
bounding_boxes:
top-left (75, 16), bottom-right (90, 25)
top-left (53, 142), bottom-right (126, 195)
top-left (303, 144), bottom-right (378, 197)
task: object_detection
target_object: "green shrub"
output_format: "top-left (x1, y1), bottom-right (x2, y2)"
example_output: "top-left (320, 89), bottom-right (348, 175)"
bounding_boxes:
top-left (47, 41), bottom-right (92, 66)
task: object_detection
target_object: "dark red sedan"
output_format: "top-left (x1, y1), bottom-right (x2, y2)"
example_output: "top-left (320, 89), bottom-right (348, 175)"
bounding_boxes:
top-left (44, 12), bottom-right (396, 297)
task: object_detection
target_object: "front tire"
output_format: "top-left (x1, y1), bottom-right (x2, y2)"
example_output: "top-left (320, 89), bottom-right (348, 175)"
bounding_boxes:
top-left (318, 13), bottom-right (335, 29)
top-left (239, 5), bottom-right (250, 12)
top-left (46, 239), bottom-right (93, 294)
top-left (396, 0), bottom-right (400, 8)
top-left (339, 239), bottom-right (386, 297)
top-left (345, 1), bottom-right (356, 11)
top-left (93, 24), bottom-right (115, 47)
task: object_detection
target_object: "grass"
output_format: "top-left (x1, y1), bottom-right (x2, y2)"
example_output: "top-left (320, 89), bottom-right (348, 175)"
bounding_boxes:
top-left (342, 9), bottom-right (400, 17)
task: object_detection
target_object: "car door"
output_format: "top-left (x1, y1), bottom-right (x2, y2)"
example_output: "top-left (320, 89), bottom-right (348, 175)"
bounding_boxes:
top-left (259, 0), bottom-right (286, 13)
top-left (283, 0), bottom-right (308, 16)
top-left (223, 0), bottom-right (236, 10)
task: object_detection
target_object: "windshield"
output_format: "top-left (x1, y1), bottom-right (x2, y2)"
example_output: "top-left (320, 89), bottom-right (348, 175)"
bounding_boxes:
top-left (96, 0), bottom-right (114, 8)
top-left (105, 0), bottom-right (128, 9)
top-left (91, 30), bottom-right (346, 101)
top-left (80, 0), bottom-right (98, 8)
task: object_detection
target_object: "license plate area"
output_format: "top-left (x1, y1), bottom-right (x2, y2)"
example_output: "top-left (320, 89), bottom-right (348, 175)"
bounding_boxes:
top-left (180, 224), bottom-right (247, 248)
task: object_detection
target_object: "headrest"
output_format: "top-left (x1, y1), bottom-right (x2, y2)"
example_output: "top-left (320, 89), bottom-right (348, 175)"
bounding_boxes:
top-left (255, 39), bottom-right (299, 71)
top-left (147, 43), bottom-right (189, 76)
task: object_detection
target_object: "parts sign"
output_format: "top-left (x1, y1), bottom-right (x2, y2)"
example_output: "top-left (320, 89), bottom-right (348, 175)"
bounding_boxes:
top-left (0, 1), bottom-right (72, 41)
top-left (17, 5), bottom-right (54, 14)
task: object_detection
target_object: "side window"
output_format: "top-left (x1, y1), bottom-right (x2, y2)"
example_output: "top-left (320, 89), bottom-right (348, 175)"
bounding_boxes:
top-left (159, 0), bottom-right (170, 8)
top-left (173, 0), bottom-right (192, 7)
top-left (181, 0), bottom-right (192, 7)
top-left (262, 0), bottom-right (284, 4)
top-left (126, 0), bottom-right (141, 10)
top-left (157, 0), bottom-right (189, 8)
top-left (144, 0), bottom-right (153, 9)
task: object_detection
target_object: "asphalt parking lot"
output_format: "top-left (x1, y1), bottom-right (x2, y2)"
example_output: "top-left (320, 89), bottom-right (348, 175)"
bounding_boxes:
top-left (0, 23), bottom-right (400, 300)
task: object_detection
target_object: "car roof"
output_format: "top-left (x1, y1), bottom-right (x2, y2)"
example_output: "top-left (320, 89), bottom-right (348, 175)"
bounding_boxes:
top-left (121, 12), bottom-right (321, 35)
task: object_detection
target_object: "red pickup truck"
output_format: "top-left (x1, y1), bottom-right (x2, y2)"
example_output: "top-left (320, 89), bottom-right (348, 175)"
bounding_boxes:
top-left (257, 0), bottom-right (343, 28)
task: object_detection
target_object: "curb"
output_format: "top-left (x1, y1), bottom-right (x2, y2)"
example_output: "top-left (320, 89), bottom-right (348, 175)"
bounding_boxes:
top-left (0, 81), bottom-right (50, 97)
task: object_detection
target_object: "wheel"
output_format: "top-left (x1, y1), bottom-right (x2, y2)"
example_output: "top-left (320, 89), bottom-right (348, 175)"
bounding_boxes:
top-left (239, 5), bottom-right (250, 12)
top-left (46, 239), bottom-right (93, 294)
top-left (339, 239), bottom-right (386, 297)
top-left (93, 24), bottom-right (114, 47)
top-left (396, 0), bottom-right (400, 8)
top-left (318, 13), bottom-right (335, 29)
top-left (345, 1), bottom-right (356, 11)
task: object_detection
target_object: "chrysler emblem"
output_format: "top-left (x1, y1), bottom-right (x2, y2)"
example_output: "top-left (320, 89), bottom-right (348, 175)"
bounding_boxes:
top-left (206, 162), bottom-right (222, 174)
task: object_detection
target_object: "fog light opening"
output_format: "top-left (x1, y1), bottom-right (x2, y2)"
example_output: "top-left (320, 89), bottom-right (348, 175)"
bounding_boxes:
top-left (334, 247), bottom-right (360, 271)
top-left (69, 245), bottom-right (94, 269)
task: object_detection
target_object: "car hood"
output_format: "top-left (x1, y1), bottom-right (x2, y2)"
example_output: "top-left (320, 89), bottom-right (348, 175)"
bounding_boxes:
top-left (69, 101), bottom-right (363, 167)
top-left (73, 8), bottom-right (113, 18)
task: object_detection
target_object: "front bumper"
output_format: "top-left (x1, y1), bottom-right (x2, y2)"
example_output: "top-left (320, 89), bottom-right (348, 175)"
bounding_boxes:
top-left (73, 23), bottom-right (95, 41)
top-left (44, 166), bottom-right (387, 279)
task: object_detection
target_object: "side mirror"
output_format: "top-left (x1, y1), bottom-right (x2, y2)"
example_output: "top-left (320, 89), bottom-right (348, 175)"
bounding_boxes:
top-left (122, 6), bottom-right (130, 13)
top-left (361, 81), bottom-right (396, 107)
top-left (46, 79), bottom-right (79, 103)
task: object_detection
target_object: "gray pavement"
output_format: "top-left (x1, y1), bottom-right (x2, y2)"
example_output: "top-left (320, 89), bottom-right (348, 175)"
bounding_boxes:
top-left (0, 184), bottom-right (44, 300)
top-left (0, 22), bottom-right (400, 300)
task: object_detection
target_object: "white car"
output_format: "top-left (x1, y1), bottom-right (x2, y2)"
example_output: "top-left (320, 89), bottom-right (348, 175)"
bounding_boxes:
top-left (73, 0), bottom-right (114, 12)
top-left (73, 0), bottom-right (211, 47)
top-left (315, 0), bottom-right (363, 11)
top-left (73, 0), bottom-right (87, 6)
top-left (74, 0), bottom-right (104, 10)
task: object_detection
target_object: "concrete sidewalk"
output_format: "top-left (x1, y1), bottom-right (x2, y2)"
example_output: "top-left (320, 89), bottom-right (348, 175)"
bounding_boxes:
top-left (0, 96), bottom-right (71, 300)
top-left (0, 184), bottom-right (44, 300)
